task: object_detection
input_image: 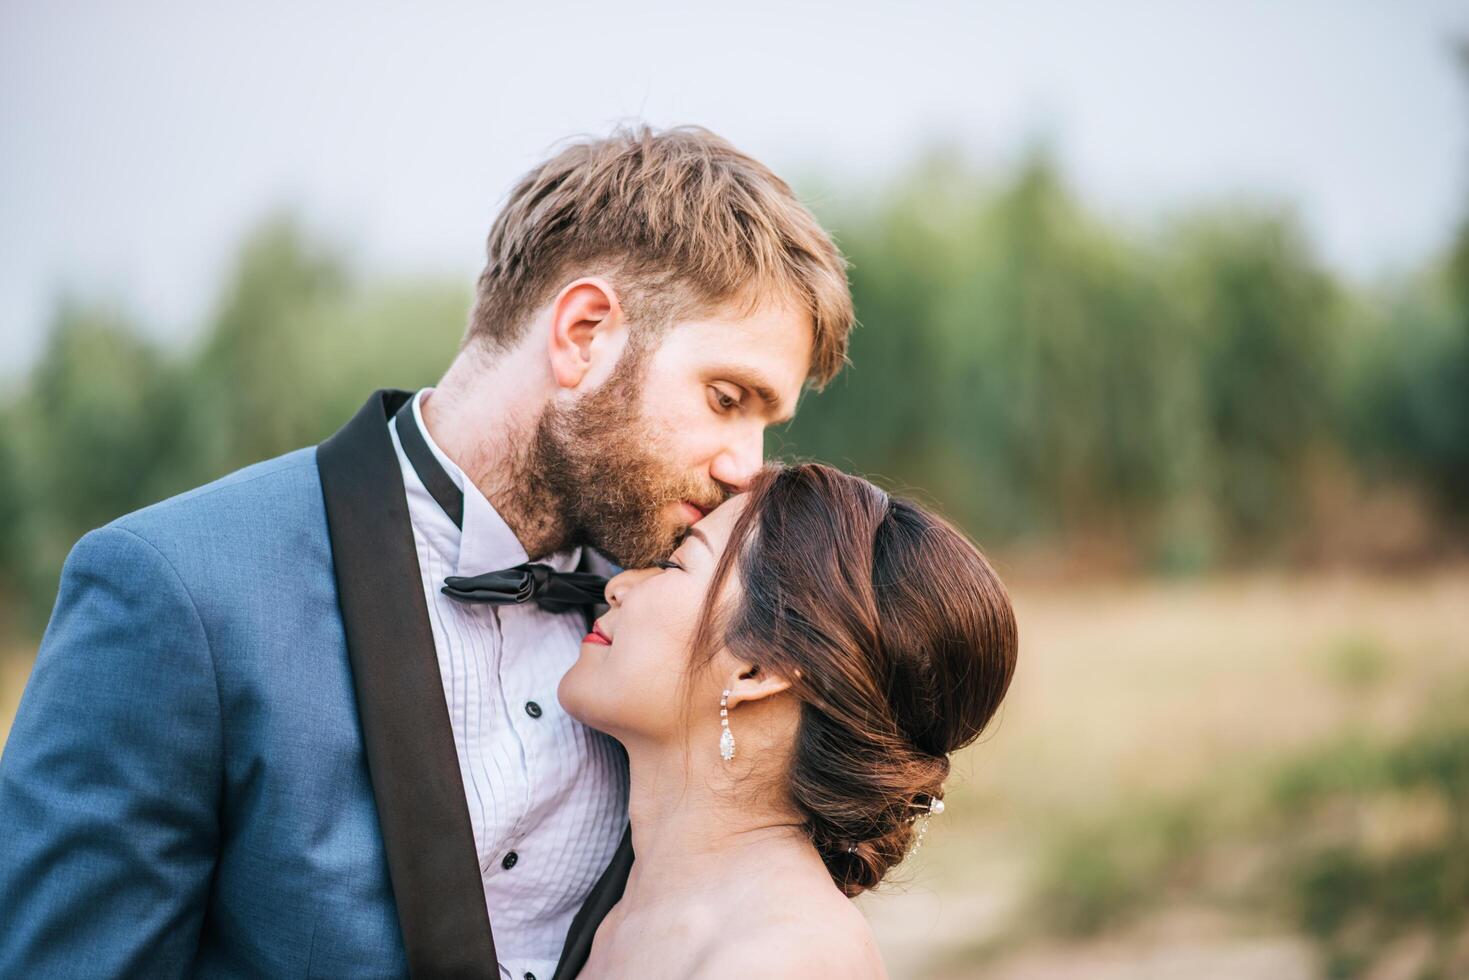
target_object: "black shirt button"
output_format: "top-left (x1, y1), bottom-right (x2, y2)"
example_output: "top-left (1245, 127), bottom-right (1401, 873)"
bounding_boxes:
top-left (525, 701), bottom-right (543, 718)
top-left (501, 850), bottom-right (518, 870)
top-left (524, 973), bottom-right (536, 980)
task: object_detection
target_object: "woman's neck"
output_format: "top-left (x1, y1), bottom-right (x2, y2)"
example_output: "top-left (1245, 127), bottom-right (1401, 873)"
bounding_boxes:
top-left (618, 740), bottom-right (821, 905)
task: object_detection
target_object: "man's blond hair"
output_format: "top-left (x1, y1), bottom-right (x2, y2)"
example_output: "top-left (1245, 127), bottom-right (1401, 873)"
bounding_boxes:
top-left (468, 125), bottom-right (853, 388)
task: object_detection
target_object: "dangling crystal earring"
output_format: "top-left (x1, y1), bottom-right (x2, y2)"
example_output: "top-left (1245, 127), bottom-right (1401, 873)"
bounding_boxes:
top-left (719, 689), bottom-right (736, 761)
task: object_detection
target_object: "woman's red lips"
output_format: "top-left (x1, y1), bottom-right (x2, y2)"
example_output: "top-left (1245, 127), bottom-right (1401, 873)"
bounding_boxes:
top-left (584, 622), bottom-right (612, 646)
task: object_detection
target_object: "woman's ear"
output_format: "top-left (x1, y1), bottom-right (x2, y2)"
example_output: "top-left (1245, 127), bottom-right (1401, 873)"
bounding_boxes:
top-left (725, 663), bottom-right (793, 709)
top-left (547, 277), bottom-right (627, 389)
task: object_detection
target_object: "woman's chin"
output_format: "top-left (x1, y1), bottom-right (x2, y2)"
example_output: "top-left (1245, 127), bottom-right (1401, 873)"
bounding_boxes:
top-left (555, 672), bottom-right (587, 722)
top-left (556, 670), bottom-right (614, 734)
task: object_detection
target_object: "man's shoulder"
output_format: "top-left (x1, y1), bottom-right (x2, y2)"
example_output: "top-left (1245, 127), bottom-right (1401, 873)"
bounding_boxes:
top-left (109, 447), bottom-right (324, 550)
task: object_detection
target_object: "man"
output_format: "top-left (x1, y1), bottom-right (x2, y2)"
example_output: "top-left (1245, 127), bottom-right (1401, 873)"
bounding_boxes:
top-left (0, 125), bottom-right (853, 979)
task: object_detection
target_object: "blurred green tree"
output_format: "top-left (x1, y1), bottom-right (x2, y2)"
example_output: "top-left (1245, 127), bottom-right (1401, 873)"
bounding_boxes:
top-left (1340, 47), bottom-right (1469, 519)
top-left (2, 215), bottom-right (468, 626)
top-left (1163, 208), bottom-right (1338, 554)
top-left (186, 213), bottom-right (467, 479)
top-left (7, 302), bottom-right (189, 618)
top-left (186, 214), bottom-right (354, 479)
top-left (790, 148), bottom-right (1346, 569)
top-left (790, 149), bottom-right (1192, 549)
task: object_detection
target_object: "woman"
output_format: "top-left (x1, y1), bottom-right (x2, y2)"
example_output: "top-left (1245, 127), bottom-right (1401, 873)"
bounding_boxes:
top-left (558, 463), bottom-right (1018, 978)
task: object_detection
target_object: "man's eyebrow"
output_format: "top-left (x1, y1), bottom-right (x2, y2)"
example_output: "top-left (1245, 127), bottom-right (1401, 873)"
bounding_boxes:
top-left (709, 366), bottom-right (797, 424)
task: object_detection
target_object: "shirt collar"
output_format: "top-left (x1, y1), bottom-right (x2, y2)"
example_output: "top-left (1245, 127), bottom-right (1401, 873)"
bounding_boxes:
top-left (391, 387), bottom-right (582, 578)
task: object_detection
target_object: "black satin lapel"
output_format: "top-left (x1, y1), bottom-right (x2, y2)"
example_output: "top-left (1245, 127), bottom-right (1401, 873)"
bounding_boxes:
top-left (551, 826), bottom-right (634, 980)
top-left (318, 389), bottom-right (499, 979)
top-left (393, 395), bottom-right (464, 530)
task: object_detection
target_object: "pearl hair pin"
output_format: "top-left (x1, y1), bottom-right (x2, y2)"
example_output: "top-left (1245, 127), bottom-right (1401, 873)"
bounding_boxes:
top-left (906, 795), bottom-right (944, 858)
top-left (910, 797), bottom-right (946, 815)
top-left (843, 796), bottom-right (947, 856)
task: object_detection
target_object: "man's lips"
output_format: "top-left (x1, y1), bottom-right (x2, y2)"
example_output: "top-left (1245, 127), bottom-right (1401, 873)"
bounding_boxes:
top-left (680, 500), bottom-right (712, 522)
top-left (583, 622), bottom-right (612, 647)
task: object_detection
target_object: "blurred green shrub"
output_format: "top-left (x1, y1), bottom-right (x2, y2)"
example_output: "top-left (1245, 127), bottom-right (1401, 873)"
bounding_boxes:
top-left (1029, 795), bottom-right (1208, 937)
top-left (1319, 633), bottom-right (1392, 695)
top-left (1273, 702), bottom-right (1469, 979)
top-left (1017, 679), bottom-right (1469, 978)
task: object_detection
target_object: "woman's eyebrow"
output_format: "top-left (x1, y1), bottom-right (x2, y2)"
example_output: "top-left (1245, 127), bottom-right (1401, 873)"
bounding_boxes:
top-left (680, 526), bottom-right (713, 553)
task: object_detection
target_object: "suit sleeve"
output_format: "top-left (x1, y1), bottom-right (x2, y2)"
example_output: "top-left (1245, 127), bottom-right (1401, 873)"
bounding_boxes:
top-left (0, 525), bottom-right (223, 978)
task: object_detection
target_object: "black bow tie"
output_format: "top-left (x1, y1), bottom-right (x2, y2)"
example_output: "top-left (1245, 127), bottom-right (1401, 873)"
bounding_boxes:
top-left (442, 563), bottom-right (608, 613)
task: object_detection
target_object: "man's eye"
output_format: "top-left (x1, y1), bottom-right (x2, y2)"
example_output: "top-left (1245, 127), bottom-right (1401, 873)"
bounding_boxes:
top-left (708, 387), bottom-right (739, 413)
top-left (653, 558), bottom-right (683, 571)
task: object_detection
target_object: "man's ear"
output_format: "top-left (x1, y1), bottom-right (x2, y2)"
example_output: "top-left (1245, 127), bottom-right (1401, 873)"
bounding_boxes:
top-left (725, 662), bottom-right (794, 709)
top-left (547, 277), bottom-right (626, 389)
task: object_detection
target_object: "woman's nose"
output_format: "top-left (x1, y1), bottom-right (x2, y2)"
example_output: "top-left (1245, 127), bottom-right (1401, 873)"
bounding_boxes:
top-left (605, 570), bottom-right (628, 608)
top-left (604, 567), bottom-right (657, 608)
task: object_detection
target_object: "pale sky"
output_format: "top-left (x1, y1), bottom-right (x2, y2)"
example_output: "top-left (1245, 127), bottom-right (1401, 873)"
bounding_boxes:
top-left (3, 0), bottom-right (1466, 378)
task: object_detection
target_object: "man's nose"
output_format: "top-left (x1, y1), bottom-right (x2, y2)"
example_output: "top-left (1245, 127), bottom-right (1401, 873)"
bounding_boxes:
top-left (604, 567), bottom-right (659, 607)
top-left (708, 426), bottom-right (765, 493)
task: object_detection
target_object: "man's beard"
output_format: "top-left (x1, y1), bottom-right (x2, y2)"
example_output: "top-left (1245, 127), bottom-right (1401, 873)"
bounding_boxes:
top-left (514, 347), bottom-right (725, 568)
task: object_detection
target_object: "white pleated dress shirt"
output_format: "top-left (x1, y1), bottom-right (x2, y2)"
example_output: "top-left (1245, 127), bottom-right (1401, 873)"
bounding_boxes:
top-left (388, 388), bottom-right (630, 980)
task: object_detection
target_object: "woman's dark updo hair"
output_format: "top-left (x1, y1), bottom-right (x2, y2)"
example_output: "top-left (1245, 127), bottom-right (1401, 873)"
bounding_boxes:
top-left (689, 463), bottom-right (1018, 896)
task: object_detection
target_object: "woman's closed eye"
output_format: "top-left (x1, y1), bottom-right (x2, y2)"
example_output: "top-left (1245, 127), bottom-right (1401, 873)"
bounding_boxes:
top-left (653, 558), bottom-right (684, 572)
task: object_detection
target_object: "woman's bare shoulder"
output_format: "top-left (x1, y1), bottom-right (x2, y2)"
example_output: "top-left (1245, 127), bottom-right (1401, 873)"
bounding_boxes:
top-left (689, 884), bottom-right (887, 979)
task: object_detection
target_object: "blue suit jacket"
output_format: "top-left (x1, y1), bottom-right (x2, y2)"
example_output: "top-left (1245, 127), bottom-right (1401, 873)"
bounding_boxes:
top-left (0, 391), bottom-right (633, 979)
